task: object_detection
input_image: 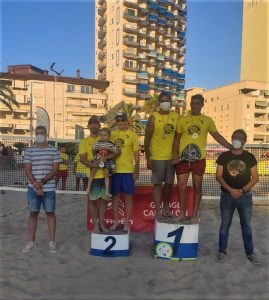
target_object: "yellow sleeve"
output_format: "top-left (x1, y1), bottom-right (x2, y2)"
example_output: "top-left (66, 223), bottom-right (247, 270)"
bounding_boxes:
top-left (79, 139), bottom-right (86, 155)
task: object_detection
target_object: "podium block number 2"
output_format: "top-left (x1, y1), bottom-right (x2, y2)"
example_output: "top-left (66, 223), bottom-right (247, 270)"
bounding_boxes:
top-left (103, 236), bottom-right (116, 256)
top-left (167, 226), bottom-right (184, 256)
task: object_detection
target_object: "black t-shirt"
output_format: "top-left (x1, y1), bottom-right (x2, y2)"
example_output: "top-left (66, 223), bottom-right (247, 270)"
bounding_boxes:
top-left (216, 150), bottom-right (257, 192)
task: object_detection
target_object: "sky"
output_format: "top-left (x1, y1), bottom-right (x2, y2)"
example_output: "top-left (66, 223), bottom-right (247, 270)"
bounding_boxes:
top-left (1, 0), bottom-right (243, 90)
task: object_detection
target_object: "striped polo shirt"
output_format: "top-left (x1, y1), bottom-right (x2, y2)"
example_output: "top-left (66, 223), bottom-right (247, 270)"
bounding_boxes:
top-left (23, 145), bottom-right (62, 191)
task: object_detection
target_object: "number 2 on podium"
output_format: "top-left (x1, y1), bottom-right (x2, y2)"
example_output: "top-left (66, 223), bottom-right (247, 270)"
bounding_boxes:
top-left (167, 226), bottom-right (184, 255)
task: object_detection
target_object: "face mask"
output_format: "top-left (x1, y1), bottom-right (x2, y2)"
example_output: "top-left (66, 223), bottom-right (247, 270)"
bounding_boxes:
top-left (232, 139), bottom-right (242, 149)
top-left (35, 134), bottom-right (46, 144)
top-left (160, 102), bottom-right (171, 111)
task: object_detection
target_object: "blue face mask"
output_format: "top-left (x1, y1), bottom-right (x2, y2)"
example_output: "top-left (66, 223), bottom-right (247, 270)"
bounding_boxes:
top-left (35, 134), bottom-right (46, 144)
top-left (232, 139), bottom-right (242, 149)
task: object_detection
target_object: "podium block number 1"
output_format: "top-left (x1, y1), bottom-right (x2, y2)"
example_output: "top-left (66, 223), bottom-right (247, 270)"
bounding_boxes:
top-left (167, 226), bottom-right (184, 256)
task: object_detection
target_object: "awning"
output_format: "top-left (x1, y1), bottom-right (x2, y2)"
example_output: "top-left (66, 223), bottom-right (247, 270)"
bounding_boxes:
top-left (255, 101), bottom-right (268, 107)
top-left (137, 72), bottom-right (148, 79)
top-left (137, 84), bottom-right (149, 92)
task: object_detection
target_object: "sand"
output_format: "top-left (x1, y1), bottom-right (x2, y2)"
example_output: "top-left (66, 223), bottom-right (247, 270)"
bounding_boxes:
top-left (0, 189), bottom-right (268, 300)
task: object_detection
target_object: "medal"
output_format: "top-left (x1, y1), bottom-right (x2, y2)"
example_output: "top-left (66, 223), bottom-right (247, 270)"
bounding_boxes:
top-left (163, 132), bottom-right (168, 139)
top-left (99, 161), bottom-right (105, 168)
top-left (192, 133), bottom-right (199, 139)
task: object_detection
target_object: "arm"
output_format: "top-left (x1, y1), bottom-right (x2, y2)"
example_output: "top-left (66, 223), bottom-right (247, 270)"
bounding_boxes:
top-left (241, 165), bottom-right (259, 193)
top-left (172, 132), bottom-right (182, 164)
top-left (41, 162), bottom-right (60, 185)
top-left (80, 153), bottom-right (99, 168)
top-left (144, 114), bottom-right (154, 169)
top-left (216, 164), bottom-right (244, 199)
top-left (133, 151), bottom-right (140, 181)
top-left (210, 131), bottom-right (232, 150)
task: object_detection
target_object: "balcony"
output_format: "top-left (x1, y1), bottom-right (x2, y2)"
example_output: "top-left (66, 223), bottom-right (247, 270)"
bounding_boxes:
top-left (98, 28), bottom-right (107, 39)
top-left (146, 34), bottom-right (158, 42)
top-left (137, 54), bottom-right (148, 62)
top-left (157, 27), bottom-right (166, 34)
top-left (123, 10), bottom-right (139, 22)
top-left (98, 74), bottom-right (106, 80)
top-left (255, 100), bottom-right (268, 110)
top-left (98, 16), bottom-right (107, 27)
top-left (148, 59), bottom-right (157, 66)
top-left (123, 0), bottom-right (139, 8)
top-left (147, 51), bottom-right (157, 58)
top-left (137, 92), bottom-right (150, 99)
top-left (98, 62), bottom-right (107, 71)
top-left (122, 62), bottom-right (139, 72)
top-left (138, 18), bottom-right (149, 26)
top-left (138, 29), bottom-right (147, 37)
top-left (123, 23), bottom-right (139, 34)
top-left (98, 5), bottom-right (107, 16)
top-left (138, 4), bottom-right (148, 14)
top-left (98, 39), bottom-right (106, 49)
top-left (138, 44), bottom-right (148, 51)
top-left (123, 37), bottom-right (139, 47)
top-left (123, 75), bottom-right (139, 84)
top-left (123, 49), bottom-right (138, 59)
top-left (123, 88), bottom-right (139, 97)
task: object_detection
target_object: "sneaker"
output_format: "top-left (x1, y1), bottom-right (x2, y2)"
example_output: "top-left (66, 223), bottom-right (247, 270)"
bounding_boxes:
top-left (247, 253), bottom-right (262, 267)
top-left (215, 252), bottom-right (227, 263)
top-left (22, 241), bottom-right (36, 253)
top-left (49, 241), bottom-right (57, 254)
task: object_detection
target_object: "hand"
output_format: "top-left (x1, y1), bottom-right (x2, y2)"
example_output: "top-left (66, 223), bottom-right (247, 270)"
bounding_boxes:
top-left (146, 159), bottom-right (152, 170)
top-left (33, 181), bottom-right (42, 190)
top-left (172, 157), bottom-right (181, 165)
top-left (91, 161), bottom-right (99, 168)
top-left (230, 188), bottom-right (243, 199)
top-left (35, 187), bottom-right (44, 196)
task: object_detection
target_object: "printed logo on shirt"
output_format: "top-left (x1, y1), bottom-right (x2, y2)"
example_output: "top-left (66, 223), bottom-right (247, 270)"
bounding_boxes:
top-left (227, 160), bottom-right (246, 177)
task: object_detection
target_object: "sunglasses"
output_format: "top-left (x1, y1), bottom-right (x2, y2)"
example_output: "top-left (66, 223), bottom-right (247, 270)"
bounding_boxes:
top-left (116, 119), bottom-right (126, 123)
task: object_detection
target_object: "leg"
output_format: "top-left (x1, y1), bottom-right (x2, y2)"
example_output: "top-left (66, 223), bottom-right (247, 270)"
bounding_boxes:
top-left (86, 169), bottom-right (97, 194)
top-left (218, 193), bottom-right (236, 254)
top-left (75, 176), bottom-right (80, 191)
top-left (98, 199), bottom-right (109, 233)
top-left (110, 194), bottom-right (120, 230)
top-left (191, 174), bottom-right (203, 217)
top-left (46, 212), bottom-right (56, 241)
top-left (163, 183), bottom-right (174, 217)
top-left (88, 197), bottom-right (99, 233)
top-left (236, 193), bottom-right (254, 255)
top-left (123, 193), bottom-right (132, 231)
top-left (28, 211), bottom-right (39, 241)
top-left (104, 169), bottom-right (111, 197)
top-left (62, 177), bottom-right (67, 190)
top-left (176, 173), bottom-right (190, 218)
top-left (83, 177), bottom-right (88, 191)
top-left (153, 184), bottom-right (162, 220)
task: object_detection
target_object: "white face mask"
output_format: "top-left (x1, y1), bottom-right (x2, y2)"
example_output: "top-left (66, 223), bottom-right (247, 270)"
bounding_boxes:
top-left (160, 102), bottom-right (171, 111)
top-left (232, 139), bottom-right (242, 149)
top-left (36, 134), bottom-right (46, 144)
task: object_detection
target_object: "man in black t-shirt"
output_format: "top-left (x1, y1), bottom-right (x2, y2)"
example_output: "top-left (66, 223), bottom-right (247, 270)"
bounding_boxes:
top-left (215, 129), bottom-right (261, 266)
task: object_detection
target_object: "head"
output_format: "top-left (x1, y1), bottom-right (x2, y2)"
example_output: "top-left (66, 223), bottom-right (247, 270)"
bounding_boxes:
top-left (59, 144), bottom-right (66, 153)
top-left (159, 91), bottom-right (172, 112)
top-left (231, 129), bottom-right (247, 150)
top-left (190, 94), bottom-right (204, 115)
top-left (100, 127), bottom-right (111, 142)
top-left (35, 126), bottom-right (47, 144)
top-left (87, 116), bottom-right (101, 136)
top-left (115, 111), bottom-right (128, 131)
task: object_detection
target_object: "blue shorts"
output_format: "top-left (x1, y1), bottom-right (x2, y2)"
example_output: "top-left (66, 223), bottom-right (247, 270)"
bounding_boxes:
top-left (76, 172), bottom-right (87, 178)
top-left (27, 187), bottom-right (56, 213)
top-left (111, 173), bottom-right (135, 196)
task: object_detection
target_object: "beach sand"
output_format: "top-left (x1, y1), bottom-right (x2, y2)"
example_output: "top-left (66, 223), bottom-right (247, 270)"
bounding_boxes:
top-left (0, 190), bottom-right (268, 300)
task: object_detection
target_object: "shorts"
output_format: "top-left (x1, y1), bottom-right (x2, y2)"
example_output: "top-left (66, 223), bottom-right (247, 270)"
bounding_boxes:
top-left (27, 187), bottom-right (56, 212)
top-left (111, 173), bottom-right (135, 196)
top-left (76, 172), bottom-right (87, 178)
top-left (151, 160), bottom-right (175, 185)
top-left (56, 170), bottom-right (68, 179)
top-left (89, 178), bottom-right (108, 201)
top-left (175, 158), bottom-right (206, 176)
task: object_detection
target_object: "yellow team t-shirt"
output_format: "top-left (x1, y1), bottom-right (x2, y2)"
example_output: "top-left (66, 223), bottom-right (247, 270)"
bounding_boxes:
top-left (176, 113), bottom-right (217, 159)
top-left (150, 111), bottom-right (179, 160)
top-left (59, 153), bottom-right (68, 171)
top-left (78, 136), bottom-right (104, 178)
top-left (111, 129), bottom-right (139, 173)
top-left (74, 153), bottom-right (86, 174)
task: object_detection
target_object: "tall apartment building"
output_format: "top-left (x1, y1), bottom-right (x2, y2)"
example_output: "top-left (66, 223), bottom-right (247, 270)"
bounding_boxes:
top-left (0, 65), bottom-right (109, 139)
top-left (186, 81), bottom-right (269, 144)
top-left (241, 0), bottom-right (269, 82)
top-left (95, 0), bottom-right (187, 109)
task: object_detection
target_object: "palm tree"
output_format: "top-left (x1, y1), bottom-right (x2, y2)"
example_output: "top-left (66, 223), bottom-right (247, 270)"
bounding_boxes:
top-left (0, 80), bottom-right (19, 111)
top-left (143, 93), bottom-right (159, 115)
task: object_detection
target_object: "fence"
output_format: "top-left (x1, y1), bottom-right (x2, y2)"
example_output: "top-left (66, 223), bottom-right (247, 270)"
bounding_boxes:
top-left (0, 136), bottom-right (268, 200)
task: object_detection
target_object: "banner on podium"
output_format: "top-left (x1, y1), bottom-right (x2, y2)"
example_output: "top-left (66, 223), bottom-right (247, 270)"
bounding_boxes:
top-left (87, 185), bottom-right (194, 232)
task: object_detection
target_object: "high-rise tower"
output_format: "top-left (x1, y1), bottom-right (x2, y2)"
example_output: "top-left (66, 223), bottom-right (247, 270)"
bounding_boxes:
top-left (95, 0), bottom-right (187, 109)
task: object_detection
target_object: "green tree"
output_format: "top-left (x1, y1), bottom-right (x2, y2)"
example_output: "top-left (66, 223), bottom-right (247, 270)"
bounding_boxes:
top-left (143, 93), bottom-right (159, 115)
top-left (0, 80), bottom-right (19, 111)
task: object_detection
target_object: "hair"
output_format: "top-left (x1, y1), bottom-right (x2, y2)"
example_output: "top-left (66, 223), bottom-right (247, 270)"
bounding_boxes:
top-left (35, 125), bottom-right (47, 133)
top-left (232, 129), bottom-right (247, 141)
top-left (159, 91), bottom-right (172, 102)
top-left (100, 127), bottom-right (111, 136)
top-left (191, 94), bottom-right (204, 105)
top-left (88, 116), bottom-right (100, 125)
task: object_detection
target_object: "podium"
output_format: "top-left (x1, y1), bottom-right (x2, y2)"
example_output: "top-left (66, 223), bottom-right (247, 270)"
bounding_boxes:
top-left (90, 230), bottom-right (130, 257)
top-left (154, 218), bottom-right (199, 261)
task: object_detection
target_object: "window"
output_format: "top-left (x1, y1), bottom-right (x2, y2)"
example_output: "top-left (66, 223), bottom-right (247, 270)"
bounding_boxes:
top-left (116, 7), bottom-right (120, 24)
top-left (116, 29), bottom-right (120, 45)
top-left (67, 84), bottom-right (75, 92)
top-left (116, 50), bottom-right (119, 66)
top-left (81, 86), bottom-right (92, 94)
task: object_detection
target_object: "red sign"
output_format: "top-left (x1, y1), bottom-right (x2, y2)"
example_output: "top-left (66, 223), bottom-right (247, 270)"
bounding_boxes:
top-left (87, 185), bottom-right (194, 233)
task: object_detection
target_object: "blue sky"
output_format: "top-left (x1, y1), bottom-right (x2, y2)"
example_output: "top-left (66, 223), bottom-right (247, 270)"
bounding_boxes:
top-left (1, 0), bottom-right (243, 90)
